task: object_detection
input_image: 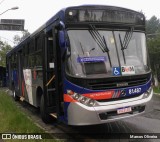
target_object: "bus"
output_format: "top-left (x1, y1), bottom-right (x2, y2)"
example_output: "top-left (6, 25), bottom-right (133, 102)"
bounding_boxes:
top-left (6, 5), bottom-right (153, 125)
top-left (0, 66), bottom-right (6, 87)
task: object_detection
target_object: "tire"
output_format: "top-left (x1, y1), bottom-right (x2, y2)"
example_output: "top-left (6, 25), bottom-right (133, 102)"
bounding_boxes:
top-left (13, 89), bottom-right (19, 101)
top-left (40, 95), bottom-right (53, 123)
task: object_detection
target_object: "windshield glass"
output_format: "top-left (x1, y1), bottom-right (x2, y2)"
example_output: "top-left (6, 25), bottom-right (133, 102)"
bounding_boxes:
top-left (66, 30), bottom-right (149, 78)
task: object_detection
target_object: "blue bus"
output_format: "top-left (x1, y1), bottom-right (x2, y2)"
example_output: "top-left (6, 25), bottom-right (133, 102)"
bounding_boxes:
top-left (6, 5), bottom-right (153, 125)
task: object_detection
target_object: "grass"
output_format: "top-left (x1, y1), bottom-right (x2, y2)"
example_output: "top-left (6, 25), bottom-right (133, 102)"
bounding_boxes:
top-left (0, 89), bottom-right (59, 142)
top-left (153, 86), bottom-right (160, 94)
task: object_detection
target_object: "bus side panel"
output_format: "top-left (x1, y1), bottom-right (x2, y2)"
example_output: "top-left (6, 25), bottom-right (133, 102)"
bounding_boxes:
top-left (31, 69), bottom-right (43, 107)
top-left (21, 68), bottom-right (43, 107)
top-left (12, 69), bottom-right (18, 89)
top-left (23, 69), bottom-right (34, 105)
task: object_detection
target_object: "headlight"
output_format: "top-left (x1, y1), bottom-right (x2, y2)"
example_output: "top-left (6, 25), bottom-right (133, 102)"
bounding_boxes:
top-left (67, 90), bottom-right (96, 107)
top-left (147, 87), bottom-right (153, 94)
top-left (80, 96), bottom-right (88, 103)
top-left (142, 87), bottom-right (152, 99)
top-left (87, 99), bottom-right (96, 106)
top-left (73, 93), bottom-right (80, 100)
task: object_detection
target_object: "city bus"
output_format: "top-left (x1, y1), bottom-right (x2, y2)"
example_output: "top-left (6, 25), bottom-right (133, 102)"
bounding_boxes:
top-left (6, 5), bottom-right (153, 125)
top-left (0, 66), bottom-right (6, 87)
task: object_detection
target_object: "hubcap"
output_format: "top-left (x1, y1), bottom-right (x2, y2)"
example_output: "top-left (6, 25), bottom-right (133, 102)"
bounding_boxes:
top-left (13, 91), bottom-right (15, 98)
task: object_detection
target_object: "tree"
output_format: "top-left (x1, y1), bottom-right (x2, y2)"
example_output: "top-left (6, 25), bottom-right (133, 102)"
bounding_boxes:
top-left (146, 16), bottom-right (160, 35)
top-left (0, 42), bottom-right (12, 67)
top-left (0, 30), bottom-right (30, 67)
top-left (13, 29), bottom-right (30, 45)
top-left (146, 16), bottom-right (160, 82)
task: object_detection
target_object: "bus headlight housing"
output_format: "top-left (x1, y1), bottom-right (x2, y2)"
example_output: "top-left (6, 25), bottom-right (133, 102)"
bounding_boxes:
top-left (142, 87), bottom-right (152, 99)
top-left (67, 90), bottom-right (96, 107)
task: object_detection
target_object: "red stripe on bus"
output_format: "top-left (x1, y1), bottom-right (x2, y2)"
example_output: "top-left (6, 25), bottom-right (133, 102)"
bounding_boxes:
top-left (117, 90), bottom-right (121, 98)
top-left (64, 94), bottom-right (77, 102)
top-left (83, 91), bottom-right (114, 100)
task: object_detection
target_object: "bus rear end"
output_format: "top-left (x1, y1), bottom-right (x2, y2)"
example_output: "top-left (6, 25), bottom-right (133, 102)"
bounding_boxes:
top-left (60, 5), bottom-right (153, 125)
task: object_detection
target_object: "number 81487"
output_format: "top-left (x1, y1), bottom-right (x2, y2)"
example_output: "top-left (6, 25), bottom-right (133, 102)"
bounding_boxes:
top-left (129, 88), bottom-right (141, 94)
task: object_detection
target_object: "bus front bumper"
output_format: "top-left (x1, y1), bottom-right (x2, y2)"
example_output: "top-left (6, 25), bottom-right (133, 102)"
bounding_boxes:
top-left (67, 90), bottom-right (153, 125)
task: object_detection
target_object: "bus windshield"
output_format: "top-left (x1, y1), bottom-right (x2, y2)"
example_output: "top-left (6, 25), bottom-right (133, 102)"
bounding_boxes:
top-left (66, 29), bottom-right (148, 78)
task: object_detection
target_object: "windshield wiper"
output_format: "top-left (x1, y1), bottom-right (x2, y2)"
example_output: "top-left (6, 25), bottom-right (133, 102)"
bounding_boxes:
top-left (89, 25), bottom-right (106, 52)
top-left (89, 25), bottom-right (112, 67)
top-left (103, 36), bottom-right (112, 67)
top-left (119, 27), bottom-right (134, 64)
top-left (79, 42), bottom-right (85, 55)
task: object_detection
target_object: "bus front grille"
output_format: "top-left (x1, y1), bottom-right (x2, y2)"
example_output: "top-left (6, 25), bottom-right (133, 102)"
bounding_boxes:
top-left (67, 72), bottom-right (151, 91)
top-left (88, 77), bottom-right (148, 90)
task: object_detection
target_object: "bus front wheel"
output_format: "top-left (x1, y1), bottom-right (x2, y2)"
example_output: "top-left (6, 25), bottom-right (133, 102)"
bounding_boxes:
top-left (40, 95), bottom-right (53, 123)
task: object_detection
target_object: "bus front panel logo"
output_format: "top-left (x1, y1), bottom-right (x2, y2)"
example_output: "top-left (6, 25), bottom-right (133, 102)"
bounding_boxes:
top-left (121, 66), bottom-right (135, 75)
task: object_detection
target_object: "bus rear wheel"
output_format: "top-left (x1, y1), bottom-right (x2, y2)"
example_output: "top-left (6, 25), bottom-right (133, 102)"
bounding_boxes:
top-left (40, 95), bottom-right (53, 123)
top-left (13, 89), bottom-right (19, 101)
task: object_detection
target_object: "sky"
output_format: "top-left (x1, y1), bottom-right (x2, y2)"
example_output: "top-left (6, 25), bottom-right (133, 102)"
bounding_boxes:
top-left (0, 0), bottom-right (159, 46)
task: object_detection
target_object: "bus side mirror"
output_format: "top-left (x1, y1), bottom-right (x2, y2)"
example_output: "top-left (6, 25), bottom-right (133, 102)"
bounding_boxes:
top-left (59, 31), bottom-right (66, 48)
top-left (59, 30), bottom-right (71, 58)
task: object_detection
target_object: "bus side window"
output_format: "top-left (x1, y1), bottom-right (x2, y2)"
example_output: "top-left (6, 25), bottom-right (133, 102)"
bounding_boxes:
top-left (11, 54), bottom-right (17, 70)
top-left (24, 45), bottom-right (29, 68)
top-left (35, 33), bottom-right (43, 67)
top-left (35, 52), bottom-right (42, 67)
top-left (28, 55), bottom-right (35, 68)
top-left (35, 32), bottom-right (44, 51)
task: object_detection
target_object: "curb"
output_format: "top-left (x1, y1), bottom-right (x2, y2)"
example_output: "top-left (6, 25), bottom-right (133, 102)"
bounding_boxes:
top-left (154, 93), bottom-right (160, 95)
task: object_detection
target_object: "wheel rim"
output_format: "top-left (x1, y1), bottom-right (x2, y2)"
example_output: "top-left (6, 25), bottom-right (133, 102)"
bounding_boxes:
top-left (13, 91), bottom-right (15, 98)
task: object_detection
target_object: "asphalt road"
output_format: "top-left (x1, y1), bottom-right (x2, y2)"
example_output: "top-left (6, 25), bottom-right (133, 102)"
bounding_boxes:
top-left (5, 89), bottom-right (160, 142)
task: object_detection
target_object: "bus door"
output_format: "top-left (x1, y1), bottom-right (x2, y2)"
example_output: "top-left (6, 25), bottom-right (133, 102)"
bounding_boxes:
top-left (43, 27), bottom-right (62, 119)
top-left (44, 30), bottom-right (56, 108)
top-left (52, 26), bottom-right (64, 119)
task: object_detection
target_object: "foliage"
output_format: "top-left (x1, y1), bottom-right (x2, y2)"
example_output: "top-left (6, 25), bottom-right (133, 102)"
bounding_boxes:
top-left (146, 16), bottom-right (160, 34)
top-left (0, 41), bottom-right (12, 67)
top-left (153, 86), bottom-right (160, 94)
top-left (13, 29), bottom-right (30, 45)
top-left (146, 16), bottom-right (160, 80)
top-left (0, 30), bottom-right (30, 67)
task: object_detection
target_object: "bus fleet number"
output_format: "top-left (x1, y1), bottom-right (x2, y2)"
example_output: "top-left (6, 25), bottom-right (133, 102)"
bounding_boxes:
top-left (129, 88), bottom-right (141, 94)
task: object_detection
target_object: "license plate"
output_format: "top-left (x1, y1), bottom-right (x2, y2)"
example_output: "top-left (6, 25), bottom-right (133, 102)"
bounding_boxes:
top-left (117, 107), bottom-right (132, 114)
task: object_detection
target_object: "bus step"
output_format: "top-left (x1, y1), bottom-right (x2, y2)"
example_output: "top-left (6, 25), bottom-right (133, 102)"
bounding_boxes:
top-left (50, 113), bottom-right (57, 119)
top-left (47, 88), bottom-right (56, 92)
top-left (20, 96), bottom-right (25, 101)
